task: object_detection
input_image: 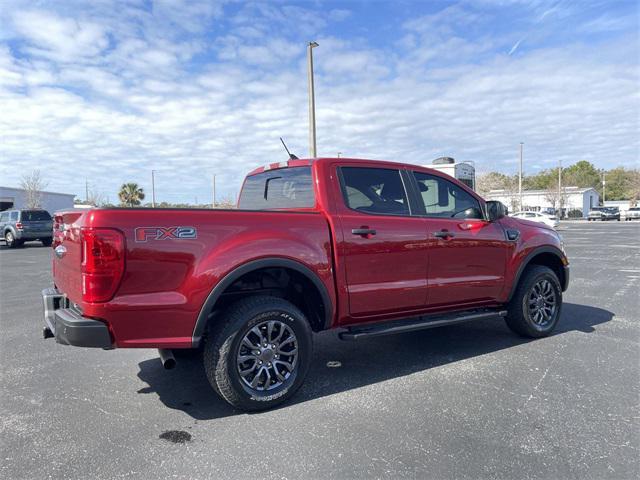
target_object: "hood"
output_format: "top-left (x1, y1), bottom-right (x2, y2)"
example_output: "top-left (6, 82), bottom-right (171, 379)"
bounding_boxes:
top-left (511, 216), bottom-right (555, 231)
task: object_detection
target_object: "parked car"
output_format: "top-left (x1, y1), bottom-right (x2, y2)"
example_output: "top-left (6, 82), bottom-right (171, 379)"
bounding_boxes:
top-left (0, 209), bottom-right (53, 248)
top-left (601, 207), bottom-right (621, 221)
top-left (510, 211), bottom-right (559, 229)
top-left (41, 158), bottom-right (569, 411)
top-left (624, 207), bottom-right (640, 221)
top-left (587, 207), bottom-right (603, 221)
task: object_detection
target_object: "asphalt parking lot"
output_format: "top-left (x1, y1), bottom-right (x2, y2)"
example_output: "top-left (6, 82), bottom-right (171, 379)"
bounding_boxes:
top-left (1, 221), bottom-right (639, 479)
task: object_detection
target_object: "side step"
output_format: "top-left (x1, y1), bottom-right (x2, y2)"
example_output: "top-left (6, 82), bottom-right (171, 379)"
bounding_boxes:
top-left (339, 309), bottom-right (508, 341)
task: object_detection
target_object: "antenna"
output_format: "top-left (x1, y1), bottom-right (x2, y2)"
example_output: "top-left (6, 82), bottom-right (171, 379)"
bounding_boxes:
top-left (280, 137), bottom-right (299, 160)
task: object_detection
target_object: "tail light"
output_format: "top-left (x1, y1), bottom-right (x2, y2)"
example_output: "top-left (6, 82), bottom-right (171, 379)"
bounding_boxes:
top-left (81, 228), bottom-right (125, 303)
top-left (15, 221), bottom-right (23, 230)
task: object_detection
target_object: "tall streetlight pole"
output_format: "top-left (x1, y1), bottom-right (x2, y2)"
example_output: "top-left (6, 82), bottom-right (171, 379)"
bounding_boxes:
top-left (212, 174), bottom-right (216, 208)
top-left (519, 142), bottom-right (524, 210)
top-left (151, 170), bottom-right (156, 208)
top-left (602, 170), bottom-right (606, 204)
top-left (307, 41), bottom-right (319, 158)
top-left (558, 159), bottom-right (562, 218)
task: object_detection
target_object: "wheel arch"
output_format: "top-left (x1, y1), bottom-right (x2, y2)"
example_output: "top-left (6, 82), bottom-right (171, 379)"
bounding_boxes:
top-left (507, 246), bottom-right (568, 302)
top-left (192, 258), bottom-right (334, 347)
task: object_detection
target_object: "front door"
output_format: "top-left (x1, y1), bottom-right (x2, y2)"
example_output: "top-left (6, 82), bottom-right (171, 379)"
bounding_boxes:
top-left (336, 166), bottom-right (428, 318)
top-left (412, 171), bottom-right (509, 307)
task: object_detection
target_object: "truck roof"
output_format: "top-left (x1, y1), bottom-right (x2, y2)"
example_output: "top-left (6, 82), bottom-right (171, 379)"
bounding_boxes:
top-left (246, 157), bottom-right (447, 177)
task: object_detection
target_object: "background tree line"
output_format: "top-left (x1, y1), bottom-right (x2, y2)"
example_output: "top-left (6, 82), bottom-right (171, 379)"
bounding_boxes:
top-left (477, 160), bottom-right (640, 205)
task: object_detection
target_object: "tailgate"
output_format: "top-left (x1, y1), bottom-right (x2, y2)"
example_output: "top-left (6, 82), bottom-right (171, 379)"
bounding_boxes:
top-left (52, 211), bottom-right (85, 303)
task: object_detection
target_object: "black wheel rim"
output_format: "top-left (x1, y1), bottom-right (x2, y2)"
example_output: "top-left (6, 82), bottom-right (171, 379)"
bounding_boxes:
top-left (527, 279), bottom-right (557, 328)
top-left (236, 320), bottom-right (298, 392)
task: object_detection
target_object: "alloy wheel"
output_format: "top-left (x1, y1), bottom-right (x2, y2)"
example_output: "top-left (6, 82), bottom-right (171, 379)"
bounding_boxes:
top-left (236, 320), bottom-right (298, 391)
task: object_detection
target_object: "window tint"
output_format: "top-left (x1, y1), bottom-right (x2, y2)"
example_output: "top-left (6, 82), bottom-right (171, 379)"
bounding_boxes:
top-left (10, 211), bottom-right (19, 221)
top-left (340, 167), bottom-right (409, 215)
top-left (0, 212), bottom-right (8, 222)
top-left (21, 210), bottom-right (51, 221)
top-left (238, 166), bottom-right (315, 210)
top-left (413, 172), bottom-right (482, 219)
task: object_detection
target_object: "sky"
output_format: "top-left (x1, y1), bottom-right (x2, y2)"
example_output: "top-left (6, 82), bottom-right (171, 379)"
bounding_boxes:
top-left (0, 0), bottom-right (638, 204)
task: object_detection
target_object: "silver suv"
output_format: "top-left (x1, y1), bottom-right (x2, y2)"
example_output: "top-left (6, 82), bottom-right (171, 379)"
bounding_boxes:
top-left (0, 209), bottom-right (53, 248)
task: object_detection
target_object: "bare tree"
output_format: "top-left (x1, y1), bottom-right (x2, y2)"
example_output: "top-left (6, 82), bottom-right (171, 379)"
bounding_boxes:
top-left (20, 170), bottom-right (48, 209)
top-left (544, 187), bottom-right (568, 215)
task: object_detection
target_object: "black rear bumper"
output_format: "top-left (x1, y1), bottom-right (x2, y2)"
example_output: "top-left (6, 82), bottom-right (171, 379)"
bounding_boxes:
top-left (42, 288), bottom-right (112, 348)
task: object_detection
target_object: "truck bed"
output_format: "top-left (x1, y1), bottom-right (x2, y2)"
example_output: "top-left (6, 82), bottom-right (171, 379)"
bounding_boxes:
top-left (53, 208), bottom-right (334, 348)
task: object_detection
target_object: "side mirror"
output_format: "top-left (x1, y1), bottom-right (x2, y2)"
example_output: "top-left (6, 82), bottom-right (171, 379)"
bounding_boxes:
top-left (486, 200), bottom-right (507, 221)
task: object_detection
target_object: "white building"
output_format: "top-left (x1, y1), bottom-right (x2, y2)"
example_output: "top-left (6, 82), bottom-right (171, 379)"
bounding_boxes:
top-left (0, 186), bottom-right (75, 213)
top-left (485, 187), bottom-right (600, 218)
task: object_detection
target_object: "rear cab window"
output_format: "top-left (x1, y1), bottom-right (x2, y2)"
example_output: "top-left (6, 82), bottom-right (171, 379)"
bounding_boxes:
top-left (238, 166), bottom-right (315, 210)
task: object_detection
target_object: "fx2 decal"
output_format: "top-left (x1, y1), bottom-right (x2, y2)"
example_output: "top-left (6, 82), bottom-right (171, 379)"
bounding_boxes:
top-left (135, 226), bottom-right (197, 242)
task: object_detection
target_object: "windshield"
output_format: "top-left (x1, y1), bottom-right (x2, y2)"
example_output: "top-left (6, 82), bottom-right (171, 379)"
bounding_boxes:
top-left (238, 167), bottom-right (315, 210)
top-left (21, 210), bottom-right (52, 221)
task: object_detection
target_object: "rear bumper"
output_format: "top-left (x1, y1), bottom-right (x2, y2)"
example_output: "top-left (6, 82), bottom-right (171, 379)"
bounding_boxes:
top-left (17, 231), bottom-right (52, 240)
top-left (42, 288), bottom-right (113, 348)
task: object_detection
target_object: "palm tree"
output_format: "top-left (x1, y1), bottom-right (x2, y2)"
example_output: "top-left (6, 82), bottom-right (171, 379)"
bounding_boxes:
top-left (118, 183), bottom-right (145, 207)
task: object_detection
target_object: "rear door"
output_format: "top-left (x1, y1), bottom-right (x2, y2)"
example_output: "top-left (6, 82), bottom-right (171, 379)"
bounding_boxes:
top-left (335, 165), bottom-right (428, 318)
top-left (411, 171), bottom-right (509, 307)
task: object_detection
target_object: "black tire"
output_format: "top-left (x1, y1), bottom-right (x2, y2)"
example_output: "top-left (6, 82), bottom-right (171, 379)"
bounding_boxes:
top-left (505, 265), bottom-right (562, 338)
top-left (5, 231), bottom-right (17, 248)
top-left (41, 238), bottom-right (53, 247)
top-left (203, 296), bottom-right (313, 411)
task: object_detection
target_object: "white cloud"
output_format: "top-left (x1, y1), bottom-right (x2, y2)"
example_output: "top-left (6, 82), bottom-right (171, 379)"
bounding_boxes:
top-left (12, 9), bottom-right (110, 62)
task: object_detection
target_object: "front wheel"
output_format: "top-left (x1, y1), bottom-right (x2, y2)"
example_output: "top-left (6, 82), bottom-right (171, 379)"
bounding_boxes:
top-left (203, 296), bottom-right (313, 411)
top-left (505, 265), bottom-right (562, 338)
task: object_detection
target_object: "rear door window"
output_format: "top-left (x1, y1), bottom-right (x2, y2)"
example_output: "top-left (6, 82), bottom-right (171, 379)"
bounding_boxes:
top-left (339, 167), bottom-right (410, 216)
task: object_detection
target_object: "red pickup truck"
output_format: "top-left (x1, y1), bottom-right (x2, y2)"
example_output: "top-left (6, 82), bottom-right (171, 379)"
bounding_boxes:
top-left (43, 158), bottom-right (569, 410)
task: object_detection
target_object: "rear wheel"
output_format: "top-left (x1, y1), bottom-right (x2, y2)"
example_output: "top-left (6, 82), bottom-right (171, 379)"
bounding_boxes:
top-left (506, 265), bottom-right (562, 338)
top-left (5, 231), bottom-right (17, 248)
top-left (203, 296), bottom-right (313, 411)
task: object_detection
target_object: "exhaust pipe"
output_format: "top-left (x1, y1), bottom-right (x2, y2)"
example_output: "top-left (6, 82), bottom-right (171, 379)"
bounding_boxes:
top-left (158, 349), bottom-right (176, 370)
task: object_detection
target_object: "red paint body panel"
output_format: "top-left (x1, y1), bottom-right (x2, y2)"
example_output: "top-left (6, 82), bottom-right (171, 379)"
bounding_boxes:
top-left (50, 157), bottom-right (567, 348)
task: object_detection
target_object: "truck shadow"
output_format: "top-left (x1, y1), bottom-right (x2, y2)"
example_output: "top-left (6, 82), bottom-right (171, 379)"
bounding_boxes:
top-left (135, 302), bottom-right (613, 419)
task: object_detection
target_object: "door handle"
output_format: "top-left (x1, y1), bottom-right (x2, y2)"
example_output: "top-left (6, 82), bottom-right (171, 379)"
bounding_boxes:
top-left (433, 230), bottom-right (455, 239)
top-left (352, 228), bottom-right (376, 236)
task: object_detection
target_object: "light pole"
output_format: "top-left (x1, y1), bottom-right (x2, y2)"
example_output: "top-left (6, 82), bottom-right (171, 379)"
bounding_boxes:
top-left (151, 170), bottom-right (156, 208)
top-left (558, 159), bottom-right (562, 218)
top-left (519, 142), bottom-right (524, 210)
top-left (212, 174), bottom-right (216, 208)
top-left (602, 170), bottom-right (606, 204)
top-left (307, 41), bottom-right (319, 158)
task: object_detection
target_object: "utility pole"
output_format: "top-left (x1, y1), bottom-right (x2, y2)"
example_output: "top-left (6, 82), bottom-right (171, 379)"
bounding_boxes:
top-left (151, 170), bottom-right (156, 208)
top-left (558, 159), bottom-right (562, 218)
top-left (212, 175), bottom-right (216, 208)
top-left (307, 41), bottom-right (319, 158)
top-left (85, 179), bottom-right (89, 203)
top-left (519, 142), bottom-right (524, 210)
top-left (602, 171), bottom-right (606, 204)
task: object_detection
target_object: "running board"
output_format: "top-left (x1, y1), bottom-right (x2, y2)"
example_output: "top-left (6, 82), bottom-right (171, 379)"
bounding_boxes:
top-left (339, 309), bottom-right (508, 341)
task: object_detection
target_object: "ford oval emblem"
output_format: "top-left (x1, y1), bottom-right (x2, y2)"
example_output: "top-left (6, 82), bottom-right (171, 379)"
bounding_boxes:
top-left (54, 245), bottom-right (67, 259)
